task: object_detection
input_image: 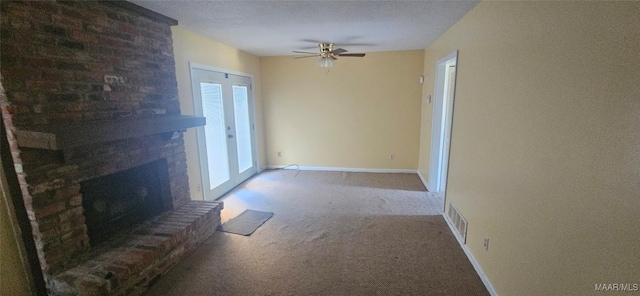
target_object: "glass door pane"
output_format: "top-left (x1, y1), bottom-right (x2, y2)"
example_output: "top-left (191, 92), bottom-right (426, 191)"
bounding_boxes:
top-left (200, 82), bottom-right (230, 189)
top-left (232, 85), bottom-right (253, 173)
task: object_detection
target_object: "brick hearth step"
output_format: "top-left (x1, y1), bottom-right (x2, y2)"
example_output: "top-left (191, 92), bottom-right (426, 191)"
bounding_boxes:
top-left (48, 201), bottom-right (223, 296)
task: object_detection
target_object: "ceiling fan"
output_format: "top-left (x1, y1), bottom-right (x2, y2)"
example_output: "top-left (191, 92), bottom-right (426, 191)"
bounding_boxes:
top-left (293, 43), bottom-right (366, 68)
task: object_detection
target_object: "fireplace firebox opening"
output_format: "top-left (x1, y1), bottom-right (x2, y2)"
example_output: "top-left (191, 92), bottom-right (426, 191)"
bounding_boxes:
top-left (80, 159), bottom-right (172, 244)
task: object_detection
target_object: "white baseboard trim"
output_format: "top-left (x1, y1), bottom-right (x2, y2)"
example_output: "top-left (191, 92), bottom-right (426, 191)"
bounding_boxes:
top-left (265, 165), bottom-right (417, 174)
top-left (443, 214), bottom-right (498, 296)
top-left (416, 170), bottom-right (430, 192)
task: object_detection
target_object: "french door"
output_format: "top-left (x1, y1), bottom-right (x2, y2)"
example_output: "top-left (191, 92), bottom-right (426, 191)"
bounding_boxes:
top-left (190, 65), bottom-right (257, 200)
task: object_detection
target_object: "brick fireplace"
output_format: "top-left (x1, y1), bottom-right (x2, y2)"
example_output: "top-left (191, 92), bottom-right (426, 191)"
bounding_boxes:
top-left (1, 1), bottom-right (222, 295)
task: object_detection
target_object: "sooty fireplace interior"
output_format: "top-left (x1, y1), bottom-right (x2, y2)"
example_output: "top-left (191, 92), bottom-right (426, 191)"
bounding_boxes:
top-left (80, 159), bottom-right (172, 244)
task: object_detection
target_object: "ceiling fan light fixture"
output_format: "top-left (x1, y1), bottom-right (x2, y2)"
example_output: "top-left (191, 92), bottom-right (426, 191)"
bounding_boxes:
top-left (293, 43), bottom-right (364, 67)
top-left (317, 57), bottom-right (335, 68)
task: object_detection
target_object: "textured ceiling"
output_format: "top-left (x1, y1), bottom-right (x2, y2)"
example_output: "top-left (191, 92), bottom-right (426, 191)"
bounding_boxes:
top-left (130, 0), bottom-right (480, 57)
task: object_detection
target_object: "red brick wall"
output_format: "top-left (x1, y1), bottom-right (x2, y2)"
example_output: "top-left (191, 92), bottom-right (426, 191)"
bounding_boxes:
top-left (0, 1), bottom-right (180, 125)
top-left (0, 1), bottom-right (191, 276)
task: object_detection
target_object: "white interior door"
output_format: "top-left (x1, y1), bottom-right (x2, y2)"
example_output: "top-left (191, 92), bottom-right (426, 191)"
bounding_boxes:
top-left (440, 64), bottom-right (456, 190)
top-left (429, 51), bottom-right (458, 193)
top-left (191, 66), bottom-right (257, 200)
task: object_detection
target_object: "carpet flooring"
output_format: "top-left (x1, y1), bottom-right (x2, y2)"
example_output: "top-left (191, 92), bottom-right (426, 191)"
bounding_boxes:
top-left (143, 170), bottom-right (489, 296)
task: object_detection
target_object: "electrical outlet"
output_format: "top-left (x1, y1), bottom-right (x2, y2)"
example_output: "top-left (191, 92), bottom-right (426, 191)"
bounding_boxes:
top-left (197, 184), bottom-right (202, 193)
top-left (389, 154), bottom-right (394, 160)
top-left (483, 237), bottom-right (489, 251)
top-left (277, 151), bottom-right (282, 157)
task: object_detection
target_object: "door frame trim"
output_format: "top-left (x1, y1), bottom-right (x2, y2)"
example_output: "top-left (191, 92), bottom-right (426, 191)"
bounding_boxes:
top-left (428, 50), bottom-right (458, 195)
top-left (189, 62), bottom-right (254, 80)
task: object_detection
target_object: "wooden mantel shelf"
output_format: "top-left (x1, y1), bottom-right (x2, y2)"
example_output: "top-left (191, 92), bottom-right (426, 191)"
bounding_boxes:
top-left (13, 115), bottom-right (205, 150)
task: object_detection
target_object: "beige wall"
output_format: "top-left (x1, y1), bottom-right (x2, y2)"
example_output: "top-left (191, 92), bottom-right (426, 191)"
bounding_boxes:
top-left (262, 51), bottom-right (424, 169)
top-left (1, 168), bottom-right (33, 295)
top-left (417, 54), bottom-right (436, 183)
top-left (171, 26), bottom-right (265, 200)
top-left (419, 2), bottom-right (640, 295)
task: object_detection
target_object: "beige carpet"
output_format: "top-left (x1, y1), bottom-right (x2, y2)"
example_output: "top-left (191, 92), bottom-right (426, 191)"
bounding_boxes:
top-left (143, 170), bottom-right (489, 296)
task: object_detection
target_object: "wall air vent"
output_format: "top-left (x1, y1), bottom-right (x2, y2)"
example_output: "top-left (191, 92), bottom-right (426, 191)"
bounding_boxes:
top-left (447, 201), bottom-right (468, 244)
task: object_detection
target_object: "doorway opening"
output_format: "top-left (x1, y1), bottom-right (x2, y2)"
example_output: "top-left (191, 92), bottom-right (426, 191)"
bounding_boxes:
top-left (428, 51), bottom-right (458, 194)
top-left (190, 63), bottom-right (258, 200)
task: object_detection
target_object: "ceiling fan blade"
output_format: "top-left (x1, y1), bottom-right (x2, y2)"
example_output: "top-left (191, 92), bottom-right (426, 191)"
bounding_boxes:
top-left (332, 48), bottom-right (348, 55)
top-left (337, 53), bottom-right (366, 57)
top-left (330, 56), bottom-right (338, 60)
top-left (293, 51), bottom-right (319, 55)
top-left (293, 55), bottom-right (318, 59)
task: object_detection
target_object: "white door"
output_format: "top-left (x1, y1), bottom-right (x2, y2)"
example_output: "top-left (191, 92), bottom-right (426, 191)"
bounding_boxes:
top-left (429, 51), bottom-right (458, 193)
top-left (440, 64), bottom-right (456, 190)
top-left (191, 66), bottom-right (257, 200)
